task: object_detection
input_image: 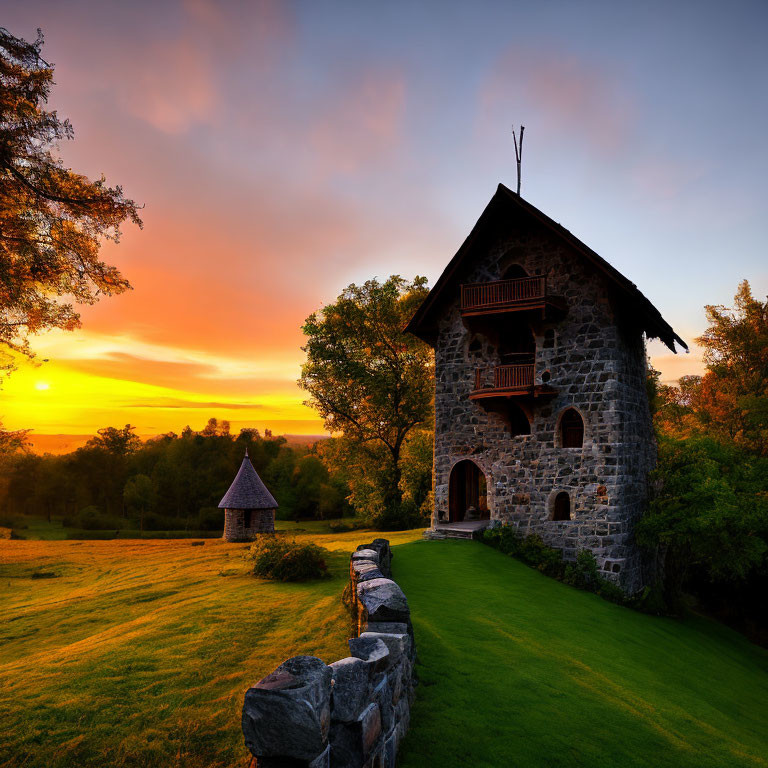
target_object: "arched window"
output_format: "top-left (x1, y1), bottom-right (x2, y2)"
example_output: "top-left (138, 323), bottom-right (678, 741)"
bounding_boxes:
top-left (502, 264), bottom-right (528, 280)
top-left (553, 492), bottom-right (571, 521)
top-left (560, 408), bottom-right (584, 448)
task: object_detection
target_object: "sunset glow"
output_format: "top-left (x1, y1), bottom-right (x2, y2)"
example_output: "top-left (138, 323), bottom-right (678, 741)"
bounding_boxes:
top-left (1, 1), bottom-right (765, 444)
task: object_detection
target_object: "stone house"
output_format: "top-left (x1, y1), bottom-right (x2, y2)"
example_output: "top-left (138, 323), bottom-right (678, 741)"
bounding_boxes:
top-left (405, 183), bottom-right (686, 591)
top-left (219, 448), bottom-right (277, 541)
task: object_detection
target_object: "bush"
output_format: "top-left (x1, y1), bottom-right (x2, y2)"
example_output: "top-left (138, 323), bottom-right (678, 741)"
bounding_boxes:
top-left (563, 550), bottom-right (600, 589)
top-left (245, 536), bottom-right (329, 581)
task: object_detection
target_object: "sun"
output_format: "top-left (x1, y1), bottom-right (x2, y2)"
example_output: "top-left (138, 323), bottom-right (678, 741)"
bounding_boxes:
top-left (34, 381), bottom-right (50, 391)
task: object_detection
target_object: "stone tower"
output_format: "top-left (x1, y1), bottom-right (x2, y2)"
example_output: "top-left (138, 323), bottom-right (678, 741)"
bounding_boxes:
top-left (219, 448), bottom-right (278, 541)
top-left (406, 184), bottom-right (686, 592)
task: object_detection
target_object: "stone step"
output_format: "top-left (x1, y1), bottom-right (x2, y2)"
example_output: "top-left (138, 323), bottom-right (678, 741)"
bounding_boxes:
top-left (441, 529), bottom-right (476, 540)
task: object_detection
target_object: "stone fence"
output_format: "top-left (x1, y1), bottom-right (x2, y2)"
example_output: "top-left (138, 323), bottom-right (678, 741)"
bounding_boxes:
top-left (242, 539), bottom-right (416, 768)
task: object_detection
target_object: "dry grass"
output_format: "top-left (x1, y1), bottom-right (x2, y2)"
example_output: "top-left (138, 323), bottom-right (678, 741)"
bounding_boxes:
top-left (0, 529), bottom-right (423, 768)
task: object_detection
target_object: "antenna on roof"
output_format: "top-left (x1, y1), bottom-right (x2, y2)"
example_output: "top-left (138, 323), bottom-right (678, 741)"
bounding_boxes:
top-left (512, 125), bottom-right (525, 195)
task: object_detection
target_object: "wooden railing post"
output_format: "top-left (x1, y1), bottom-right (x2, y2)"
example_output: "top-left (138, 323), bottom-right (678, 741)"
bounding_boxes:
top-left (460, 276), bottom-right (547, 311)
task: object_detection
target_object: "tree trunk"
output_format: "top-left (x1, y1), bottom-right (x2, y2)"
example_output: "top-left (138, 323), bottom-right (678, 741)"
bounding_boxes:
top-left (386, 446), bottom-right (403, 511)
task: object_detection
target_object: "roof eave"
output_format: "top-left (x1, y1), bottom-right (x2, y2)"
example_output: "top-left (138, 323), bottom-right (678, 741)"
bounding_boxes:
top-left (405, 183), bottom-right (687, 354)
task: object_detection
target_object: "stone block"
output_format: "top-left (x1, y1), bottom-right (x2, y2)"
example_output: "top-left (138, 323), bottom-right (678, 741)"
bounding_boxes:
top-left (362, 621), bottom-right (409, 636)
top-left (351, 561), bottom-right (386, 583)
top-left (243, 656), bottom-right (331, 761)
top-left (329, 703), bottom-right (382, 768)
top-left (351, 549), bottom-right (379, 564)
top-left (358, 632), bottom-right (409, 665)
top-left (329, 657), bottom-right (372, 723)
top-left (356, 579), bottom-right (410, 624)
top-left (348, 636), bottom-right (390, 673)
top-left (382, 728), bottom-right (398, 768)
top-left (372, 672), bottom-right (394, 734)
top-left (257, 744), bottom-right (330, 767)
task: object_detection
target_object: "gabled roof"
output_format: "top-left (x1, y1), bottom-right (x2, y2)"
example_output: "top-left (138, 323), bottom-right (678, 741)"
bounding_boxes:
top-left (405, 183), bottom-right (687, 353)
top-left (218, 450), bottom-right (278, 510)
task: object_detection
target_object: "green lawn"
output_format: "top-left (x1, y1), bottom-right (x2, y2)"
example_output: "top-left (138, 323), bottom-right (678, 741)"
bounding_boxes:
top-left (395, 540), bottom-right (768, 768)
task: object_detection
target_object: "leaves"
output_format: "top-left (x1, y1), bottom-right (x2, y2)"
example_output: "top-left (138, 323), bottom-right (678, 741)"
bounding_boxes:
top-left (0, 27), bottom-right (141, 363)
top-left (299, 276), bottom-right (433, 524)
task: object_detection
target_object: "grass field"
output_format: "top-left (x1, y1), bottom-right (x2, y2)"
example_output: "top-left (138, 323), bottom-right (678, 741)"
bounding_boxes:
top-left (6, 516), bottom-right (364, 540)
top-left (395, 540), bottom-right (768, 768)
top-left (4, 534), bottom-right (768, 768)
top-left (0, 528), bottom-right (422, 768)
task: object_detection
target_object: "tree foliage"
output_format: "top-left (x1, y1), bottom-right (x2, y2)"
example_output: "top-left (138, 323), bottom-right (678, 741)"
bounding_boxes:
top-left (637, 436), bottom-right (768, 601)
top-left (0, 425), bottom-right (350, 532)
top-left (299, 276), bottom-right (433, 527)
top-left (652, 281), bottom-right (768, 452)
top-left (641, 281), bottom-right (768, 638)
top-left (0, 26), bottom-right (141, 361)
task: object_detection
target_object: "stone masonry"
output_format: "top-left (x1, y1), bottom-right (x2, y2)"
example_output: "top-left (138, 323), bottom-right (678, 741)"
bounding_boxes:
top-left (223, 508), bottom-right (275, 541)
top-left (242, 539), bottom-right (416, 768)
top-left (407, 187), bottom-right (685, 593)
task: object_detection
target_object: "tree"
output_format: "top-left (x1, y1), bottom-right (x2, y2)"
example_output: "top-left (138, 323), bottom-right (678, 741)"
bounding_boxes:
top-left (636, 434), bottom-right (768, 611)
top-left (123, 474), bottom-right (154, 531)
top-left (86, 424), bottom-right (141, 456)
top-left (0, 27), bottom-right (141, 363)
top-left (299, 276), bottom-right (433, 527)
top-left (694, 281), bottom-right (768, 455)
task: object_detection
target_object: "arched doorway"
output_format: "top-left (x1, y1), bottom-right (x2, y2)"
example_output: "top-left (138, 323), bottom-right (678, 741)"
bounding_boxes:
top-left (449, 460), bottom-right (489, 523)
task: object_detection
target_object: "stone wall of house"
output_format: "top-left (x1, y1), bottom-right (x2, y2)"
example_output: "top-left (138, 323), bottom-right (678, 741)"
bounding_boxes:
top-left (223, 509), bottom-right (276, 542)
top-left (241, 539), bottom-right (416, 768)
top-left (433, 220), bottom-right (656, 593)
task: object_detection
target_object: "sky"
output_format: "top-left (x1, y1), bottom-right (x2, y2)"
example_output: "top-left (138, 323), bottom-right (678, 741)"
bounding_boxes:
top-left (2, 0), bottom-right (767, 443)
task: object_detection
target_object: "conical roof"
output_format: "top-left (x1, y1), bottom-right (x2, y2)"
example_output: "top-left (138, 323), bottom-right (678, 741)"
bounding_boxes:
top-left (218, 449), bottom-right (278, 510)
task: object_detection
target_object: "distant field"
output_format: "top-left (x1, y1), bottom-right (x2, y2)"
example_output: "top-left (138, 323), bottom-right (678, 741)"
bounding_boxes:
top-left (8, 516), bottom-right (362, 540)
top-left (0, 528), bottom-right (423, 768)
top-left (396, 540), bottom-right (768, 768)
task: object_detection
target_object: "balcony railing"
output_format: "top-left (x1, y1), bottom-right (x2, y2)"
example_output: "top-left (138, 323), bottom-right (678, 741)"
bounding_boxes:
top-left (461, 276), bottom-right (546, 312)
top-left (473, 363), bottom-right (534, 393)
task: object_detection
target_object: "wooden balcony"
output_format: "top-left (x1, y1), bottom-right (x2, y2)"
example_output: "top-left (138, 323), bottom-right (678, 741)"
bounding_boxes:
top-left (469, 364), bottom-right (556, 403)
top-left (460, 276), bottom-right (566, 321)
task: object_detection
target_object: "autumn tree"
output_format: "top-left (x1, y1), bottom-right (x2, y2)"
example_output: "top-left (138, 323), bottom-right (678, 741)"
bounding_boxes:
top-left (299, 276), bottom-right (433, 528)
top-left (694, 281), bottom-right (768, 454)
top-left (0, 27), bottom-right (141, 364)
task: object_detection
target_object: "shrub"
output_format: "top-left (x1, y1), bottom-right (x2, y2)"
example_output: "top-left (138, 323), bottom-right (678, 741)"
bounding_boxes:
top-left (563, 550), bottom-right (600, 589)
top-left (245, 536), bottom-right (329, 581)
